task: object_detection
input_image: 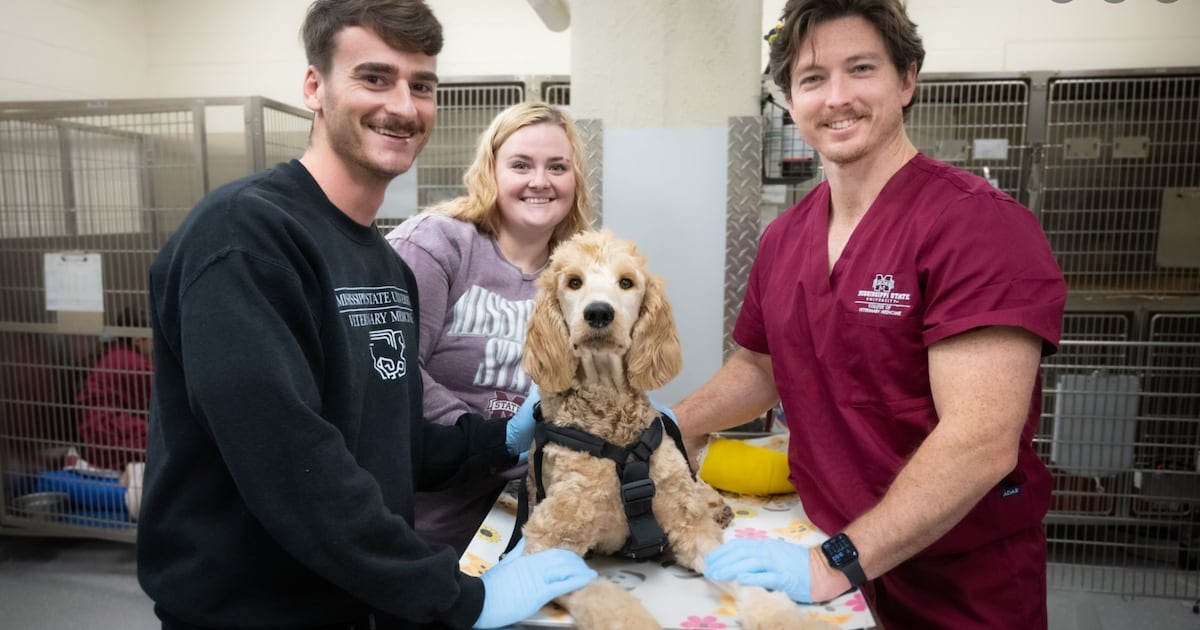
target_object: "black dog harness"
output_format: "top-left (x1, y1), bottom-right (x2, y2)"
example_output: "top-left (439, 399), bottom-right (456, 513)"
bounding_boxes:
top-left (504, 403), bottom-right (694, 560)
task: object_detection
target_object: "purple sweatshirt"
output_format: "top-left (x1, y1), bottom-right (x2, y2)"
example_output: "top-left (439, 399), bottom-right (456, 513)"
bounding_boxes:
top-left (386, 213), bottom-right (536, 553)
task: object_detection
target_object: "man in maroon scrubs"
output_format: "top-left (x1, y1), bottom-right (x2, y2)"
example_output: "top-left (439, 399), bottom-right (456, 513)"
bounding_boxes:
top-left (680, 1), bottom-right (1067, 628)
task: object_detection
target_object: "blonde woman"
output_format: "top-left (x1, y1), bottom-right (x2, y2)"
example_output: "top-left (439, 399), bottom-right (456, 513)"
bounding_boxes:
top-left (386, 101), bottom-right (593, 554)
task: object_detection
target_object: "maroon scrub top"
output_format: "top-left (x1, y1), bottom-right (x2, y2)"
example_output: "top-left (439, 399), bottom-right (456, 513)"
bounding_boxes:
top-left (734, 153), bottom-right (1066, 557)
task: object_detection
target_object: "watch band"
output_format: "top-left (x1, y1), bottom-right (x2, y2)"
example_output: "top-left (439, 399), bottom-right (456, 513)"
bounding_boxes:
top-left (839, 556), bottom-right (867, 588)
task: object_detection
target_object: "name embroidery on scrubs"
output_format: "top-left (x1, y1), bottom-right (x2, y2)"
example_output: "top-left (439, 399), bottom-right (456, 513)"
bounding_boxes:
top-left (855, 274), bottom-right (912, 317)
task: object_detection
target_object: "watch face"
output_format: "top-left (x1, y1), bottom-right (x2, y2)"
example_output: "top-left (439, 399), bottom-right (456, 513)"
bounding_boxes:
top-left (822, 533), bottom-right (858, 568)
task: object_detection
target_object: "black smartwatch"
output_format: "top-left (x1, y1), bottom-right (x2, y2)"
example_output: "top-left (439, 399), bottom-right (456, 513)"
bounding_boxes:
top-left (820, 532), bottom-right (867, 588)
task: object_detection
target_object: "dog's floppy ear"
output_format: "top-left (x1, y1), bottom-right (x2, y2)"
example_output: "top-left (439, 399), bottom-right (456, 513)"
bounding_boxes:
top-left (626, 272), bottom-right (682, 391)
top-left (523, 272), bottom-right (577, 393)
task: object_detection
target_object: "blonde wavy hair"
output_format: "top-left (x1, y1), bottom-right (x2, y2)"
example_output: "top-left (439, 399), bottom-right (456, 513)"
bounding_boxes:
top-left (426, 101), bottom-right (593, 249)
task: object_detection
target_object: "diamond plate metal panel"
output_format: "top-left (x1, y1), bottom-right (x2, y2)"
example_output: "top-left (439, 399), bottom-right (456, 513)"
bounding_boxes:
top-left (726, 116), bottom-right (762, 359)
top-left (575, 118), bottom-right (604, 227)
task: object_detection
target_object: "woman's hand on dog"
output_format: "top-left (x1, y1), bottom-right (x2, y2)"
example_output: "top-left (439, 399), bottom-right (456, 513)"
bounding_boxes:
top-left (506, 384), bottom-right (540, 461)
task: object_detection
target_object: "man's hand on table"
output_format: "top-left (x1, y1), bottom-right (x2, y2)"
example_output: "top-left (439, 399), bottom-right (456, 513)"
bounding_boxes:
top-left (703, 538), bottom-right (853, 604)
top-left (704, 538), bottom-right (814, 602)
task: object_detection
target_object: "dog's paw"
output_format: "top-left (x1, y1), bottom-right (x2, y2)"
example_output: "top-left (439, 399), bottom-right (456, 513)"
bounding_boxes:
top-left (714, 503), bottom-right (734, 528)
top-left (495, 490), bottom-right (519, 513)
top-left (736, 587), bottom-right (838, 630)
top-left (560, 579), bottom-right (661, 630)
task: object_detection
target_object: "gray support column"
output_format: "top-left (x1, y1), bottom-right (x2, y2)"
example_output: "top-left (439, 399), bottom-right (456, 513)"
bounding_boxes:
top-left (570, 1), bottom-right (764, 403)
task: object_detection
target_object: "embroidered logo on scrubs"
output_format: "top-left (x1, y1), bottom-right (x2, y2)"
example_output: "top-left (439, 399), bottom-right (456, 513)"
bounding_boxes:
top-left (855, 273), bottom-right (912, 317)
top-left (872, 274), bottom-right (895, 292)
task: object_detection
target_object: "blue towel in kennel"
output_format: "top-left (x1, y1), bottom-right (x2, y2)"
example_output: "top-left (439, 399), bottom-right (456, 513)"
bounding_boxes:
top-left (35, 470), bottom-right (129, 517)
top-left (60, 507), bottom-right (135, 529)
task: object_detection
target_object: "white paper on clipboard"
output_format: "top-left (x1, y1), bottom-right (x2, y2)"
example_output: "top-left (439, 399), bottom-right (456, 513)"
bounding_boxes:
top-left (44, 252), bottom-right (104, 312)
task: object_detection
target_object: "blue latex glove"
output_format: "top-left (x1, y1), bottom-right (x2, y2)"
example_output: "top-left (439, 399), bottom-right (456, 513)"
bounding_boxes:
top-left (703, 538), bottom-right (813, 603)
top-left (506, 384), bottom-right (539, 460)
top-left (474, 538), bottom-right (597, 629)
top-left (647, 394), bottom-right (677, 425)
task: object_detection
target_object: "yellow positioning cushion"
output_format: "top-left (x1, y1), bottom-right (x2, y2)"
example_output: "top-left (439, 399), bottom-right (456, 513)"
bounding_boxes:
top-left (698, 438), bottom-right (794, 495)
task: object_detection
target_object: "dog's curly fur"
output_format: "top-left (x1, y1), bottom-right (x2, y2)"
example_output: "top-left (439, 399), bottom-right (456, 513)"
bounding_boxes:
top-left (520, 230), bottom-right (834, 630)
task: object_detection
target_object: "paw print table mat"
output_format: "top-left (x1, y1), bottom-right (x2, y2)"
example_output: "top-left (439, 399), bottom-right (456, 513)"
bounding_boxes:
top-left (460, 436), bottom-right (877, 629)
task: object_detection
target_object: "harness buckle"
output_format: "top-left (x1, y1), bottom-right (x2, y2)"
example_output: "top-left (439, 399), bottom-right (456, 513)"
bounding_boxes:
top-left (621, 477), bottom-right (656, 516)
top-left (624, 518), bottom-right (668, 559)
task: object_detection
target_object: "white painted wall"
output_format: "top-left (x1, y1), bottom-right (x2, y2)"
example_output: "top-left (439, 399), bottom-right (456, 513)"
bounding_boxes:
top-left (4, 1), bottom-right (1197, 105)
top-left (570, 0), bottom-right (762, 127)
top-left (764, 0), bottom-right (1200, 75)
top-left (0, 0), bottom-right (148, 101)
top-left (143, 0), bottom-right (313, 103)
top-left (137, 0), bottom-right (569, 105)
top-left (0, 0), bottom-right (569, 105)
top-left (914, 0), bottom-right (1200, 73)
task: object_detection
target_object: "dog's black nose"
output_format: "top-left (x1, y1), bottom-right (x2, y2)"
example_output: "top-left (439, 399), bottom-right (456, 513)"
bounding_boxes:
top-left (583, 302), bottom-right (614, 329)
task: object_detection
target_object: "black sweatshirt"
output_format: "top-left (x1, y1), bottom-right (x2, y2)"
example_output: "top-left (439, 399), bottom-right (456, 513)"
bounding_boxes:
top-left (138, 160), bottom-right (512, 629)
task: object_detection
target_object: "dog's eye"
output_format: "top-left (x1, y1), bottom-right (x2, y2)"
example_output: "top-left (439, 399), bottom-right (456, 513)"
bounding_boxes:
top-left (567, 277), bottom-right (582, 290)
top-left (619, 278), bottom-right (634, 289)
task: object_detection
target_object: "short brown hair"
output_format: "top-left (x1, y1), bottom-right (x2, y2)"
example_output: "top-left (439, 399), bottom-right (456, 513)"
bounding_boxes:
top-left (769, 0), bottom-right (924, 112)
top-left (427, 102), bottom-right (594, 251)
top-left (301, 0), bottom-right (443, 74)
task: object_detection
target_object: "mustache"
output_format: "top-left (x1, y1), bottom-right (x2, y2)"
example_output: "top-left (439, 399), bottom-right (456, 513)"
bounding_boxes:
top-left (819, 110), bottom-right (865, 126)
top-left (368, 117), bottom-right (425, 136)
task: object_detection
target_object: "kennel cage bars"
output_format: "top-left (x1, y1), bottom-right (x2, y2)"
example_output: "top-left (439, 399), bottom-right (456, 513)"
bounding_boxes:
top-left (0, 96), bottom-right (312, 541)
top-left (1028, 71), bottom-right (1200, 601)
top-left (1039, 73), bottom-right (1200, 298)
top-left (412, 82), bottom-right (526, 214)
top-left (1038, 314), bottom-right (1200, 600)
top-left (0, 79), bottom-right (572, 541)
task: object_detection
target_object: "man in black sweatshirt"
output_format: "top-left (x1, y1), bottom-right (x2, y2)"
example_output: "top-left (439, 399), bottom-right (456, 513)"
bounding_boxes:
top-left (137, 2), bottom-right (595, 628)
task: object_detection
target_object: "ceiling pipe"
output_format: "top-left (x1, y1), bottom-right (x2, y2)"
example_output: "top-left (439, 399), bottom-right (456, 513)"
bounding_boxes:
top-left (526, 0), bottom-right (570, 32)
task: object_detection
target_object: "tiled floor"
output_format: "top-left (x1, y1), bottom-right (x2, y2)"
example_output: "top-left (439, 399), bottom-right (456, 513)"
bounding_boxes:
top-left (0, 535), bottom-right (1197, 630)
